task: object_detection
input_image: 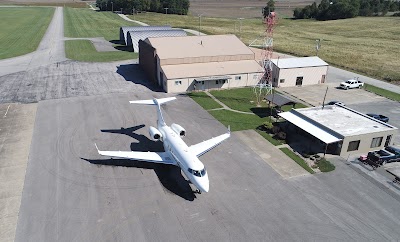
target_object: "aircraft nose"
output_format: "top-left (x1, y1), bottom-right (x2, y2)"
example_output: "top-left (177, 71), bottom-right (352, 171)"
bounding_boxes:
top-left (199, 179), bottom-right (209, 193)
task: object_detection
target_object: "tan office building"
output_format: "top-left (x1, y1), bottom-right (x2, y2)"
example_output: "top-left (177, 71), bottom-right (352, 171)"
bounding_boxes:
top-left (271, 57), bottom-right (329, 87)
top-left (139, 34), bottom-right (264, 93)
top-left (279, 104), bottom-right (398, 157)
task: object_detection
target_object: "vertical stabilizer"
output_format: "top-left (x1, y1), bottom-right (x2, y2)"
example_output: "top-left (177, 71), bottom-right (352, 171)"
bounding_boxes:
top-left (129, 97), bottom-right (176, 128)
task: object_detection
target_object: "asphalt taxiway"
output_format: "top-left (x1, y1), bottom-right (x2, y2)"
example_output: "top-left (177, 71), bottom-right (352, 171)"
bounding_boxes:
top-left (15, 93), bottom-right (400, 241)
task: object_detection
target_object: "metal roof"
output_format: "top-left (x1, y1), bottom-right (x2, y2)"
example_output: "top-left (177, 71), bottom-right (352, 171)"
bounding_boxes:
top-left (161, 60), bottom-right (264, 79)
top-left (279, 111), bottom-right (343, 144)
top-left (279, 105), bottom-right (397, 143)
top-left (271, 57), bottom-right (328, 69)
top-left (127, 30), bottom-right (187, 52)
top-left (265, 93), bottom-right (297, 106)
top-left (145, 34), bottom-right (255, 60)
top-left (119, 26), bottom-right (171, 45)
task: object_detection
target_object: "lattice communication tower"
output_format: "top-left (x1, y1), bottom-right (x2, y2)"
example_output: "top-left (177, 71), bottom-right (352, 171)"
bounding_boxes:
top-left (253, 11), bottom-right (277, 106)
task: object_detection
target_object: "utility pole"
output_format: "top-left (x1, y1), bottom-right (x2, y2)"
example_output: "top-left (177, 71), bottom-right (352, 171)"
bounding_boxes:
top-left (164, 7), bottom-right (168, 15)
top-left (198, 14), bottom-right (204, 36)
top-left (238, 17), bottom-right (244, 38)
top-left (111, 2), bottom-right (113, 12)
top-left (316, 39), bottom-right (321, 56)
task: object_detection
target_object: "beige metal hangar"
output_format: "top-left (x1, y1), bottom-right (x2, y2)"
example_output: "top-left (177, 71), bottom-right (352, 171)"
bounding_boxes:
top-left (279, 104), bottom-right (398, 157)
top-left (271, 57), bottom-right (329, 87)
top-left (138, 34), bottom-right (264, 93)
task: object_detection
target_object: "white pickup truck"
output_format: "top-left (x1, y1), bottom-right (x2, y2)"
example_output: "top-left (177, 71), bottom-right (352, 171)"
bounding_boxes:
top-left (339, 79), bottom-right (364, 89)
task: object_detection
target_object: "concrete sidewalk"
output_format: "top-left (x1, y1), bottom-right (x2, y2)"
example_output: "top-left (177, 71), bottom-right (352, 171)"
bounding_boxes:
top-left (234, 130), bottom-right (310, 179)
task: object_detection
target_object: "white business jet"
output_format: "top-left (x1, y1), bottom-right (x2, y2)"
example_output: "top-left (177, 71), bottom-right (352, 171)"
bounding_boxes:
top-left (95, 97), bottom-right (230, 193)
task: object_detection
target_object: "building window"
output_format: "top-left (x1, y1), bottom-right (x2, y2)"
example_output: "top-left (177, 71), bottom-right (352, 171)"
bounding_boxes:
top-left (235, 76), bottom-right (241, 80)
top-left (371, 137), bottom-right (383, 148)
top-left (280, 79), bottom-right (285, 83)
top-left (175, 81), bottom-right (182, 85)
top-left (296, 76), bottom-right (303, 86)
top-left (347, 140), bottom-right (360, 151)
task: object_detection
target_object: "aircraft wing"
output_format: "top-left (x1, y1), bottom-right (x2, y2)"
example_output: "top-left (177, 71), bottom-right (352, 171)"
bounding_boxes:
top-left (189, 128), bottom-right (230, 157)
top-left (95, 144), bottom-right (176, 165)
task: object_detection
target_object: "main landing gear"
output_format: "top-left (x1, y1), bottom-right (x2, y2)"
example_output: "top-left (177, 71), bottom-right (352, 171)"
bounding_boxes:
top-left (195, 189), bottom-right (202, 194)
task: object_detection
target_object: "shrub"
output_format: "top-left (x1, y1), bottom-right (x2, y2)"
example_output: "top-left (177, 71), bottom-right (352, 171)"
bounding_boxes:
top-left (317, 158), bottom-right (335, 172)
top-left (262, 121), bottom-right (274, 131)
top-left (271, 125), bottom-right (280, 134)
top-left (276, 131), bottom-right (286, 140)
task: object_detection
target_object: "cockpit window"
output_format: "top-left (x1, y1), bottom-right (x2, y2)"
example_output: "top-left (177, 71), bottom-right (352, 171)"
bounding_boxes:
top-left (188, 168), bottom-right (206, 177)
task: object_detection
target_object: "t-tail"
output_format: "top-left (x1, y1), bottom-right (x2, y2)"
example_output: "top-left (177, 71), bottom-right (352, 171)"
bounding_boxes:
top-left (129, 97), bottom-right (176, 128)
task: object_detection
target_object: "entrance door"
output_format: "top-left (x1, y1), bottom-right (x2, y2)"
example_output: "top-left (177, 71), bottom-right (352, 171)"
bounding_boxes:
top-left (296, 76), bottom-right (303, 86)
top-left (196, 81), bottom-right (205, 90)
top-left (321, 75), bottom-right (326, 83)
top-left (385, 135), bottom-right (392, 147)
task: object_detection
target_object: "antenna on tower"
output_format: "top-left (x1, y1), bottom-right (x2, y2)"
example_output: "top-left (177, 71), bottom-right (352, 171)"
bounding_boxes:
top-left (252, 11), bottom-right (277, 107)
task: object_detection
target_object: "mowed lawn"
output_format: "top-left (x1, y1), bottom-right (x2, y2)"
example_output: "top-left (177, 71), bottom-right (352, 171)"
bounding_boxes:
top-left (64, 8), bottom-right (140, 62)
top-left (131, 13), bottom-right (400, 82)
top-left (0, 7), bottom-right (54, 59)
top-left (64, 8), bottom-right (138, 41)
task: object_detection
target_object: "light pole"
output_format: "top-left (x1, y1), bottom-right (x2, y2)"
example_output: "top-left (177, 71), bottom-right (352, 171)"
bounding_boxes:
top-left (198, 13), bottom-right (204, 36)
top-left (315, 39), bottom-right (321, 56)
top-left (238, 18), bottom-right (244, 38)
top-left (120, 8), bottom-right (123, 14)
top-left (111, 2), bottom-right (113, 12)
top-left (164, 7), bottom-right (169, 14)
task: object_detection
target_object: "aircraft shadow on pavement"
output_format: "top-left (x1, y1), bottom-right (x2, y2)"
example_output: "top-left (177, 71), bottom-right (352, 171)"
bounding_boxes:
top-left (116, 64), bottom-right (164, 92)
top-left (82, 125), bottom-right (196, 201)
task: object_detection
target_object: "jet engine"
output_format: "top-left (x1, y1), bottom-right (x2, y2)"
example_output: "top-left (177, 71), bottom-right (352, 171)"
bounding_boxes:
top-left (171, 123), bottom-right (186, 137)
top-left (149, 126), bottom-right (162, 141)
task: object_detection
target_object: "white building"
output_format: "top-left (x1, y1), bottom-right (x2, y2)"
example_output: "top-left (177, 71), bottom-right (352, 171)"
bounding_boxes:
top-left (279, 104), bottom-right (398, 157)
top-left (271, 57), bottom-right (329, 87)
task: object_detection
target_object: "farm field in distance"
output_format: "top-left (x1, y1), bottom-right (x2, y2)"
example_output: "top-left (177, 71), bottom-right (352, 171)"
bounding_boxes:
top-left (131, 12), bottom-right (400, 83)
top-left (0, 7), bottom-right (54, 59)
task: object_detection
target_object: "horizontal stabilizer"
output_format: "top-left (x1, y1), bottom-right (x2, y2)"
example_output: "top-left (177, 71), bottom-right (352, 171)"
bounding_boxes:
top-left (129, 97), bottom-right (176, 105)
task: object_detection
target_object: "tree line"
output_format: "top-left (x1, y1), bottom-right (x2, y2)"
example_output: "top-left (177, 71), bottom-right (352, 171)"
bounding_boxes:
top-left (96, 0), bottom-right (190, 15)
top-left (294, 0), bottom-right (400, 20)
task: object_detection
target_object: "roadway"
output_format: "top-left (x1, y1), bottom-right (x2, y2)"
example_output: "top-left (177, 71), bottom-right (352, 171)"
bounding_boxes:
top-left (0, 7), bottom-right (66, 76)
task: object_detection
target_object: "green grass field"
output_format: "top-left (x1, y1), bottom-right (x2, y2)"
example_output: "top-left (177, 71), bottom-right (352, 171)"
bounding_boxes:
top-left (279, 148), bottom-right (315, 174)
top-left (65, 40), bottom-right (138, 62)
top-left (64, 8), bottom-right (139, 41)
top-left (64, 8), bottom-right (140, 62)
top-left (131, 13), bottom-right (400, 82)
top-left (0, 7), bottom-right (54, 59)
top-left (186, 92), bottom-right (222, 110)
top-left (364, 84), bottom-right (400, 101)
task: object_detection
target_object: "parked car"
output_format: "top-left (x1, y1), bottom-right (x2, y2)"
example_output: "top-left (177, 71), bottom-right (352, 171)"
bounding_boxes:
top-left (339, 79), bottom-right (364, 89)
top-left (367, 146), bottom-right (400, 165)
top-left (326, 101), bottom-right (345, 106)
top-left (366, 113), bottom-right (389, 123)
